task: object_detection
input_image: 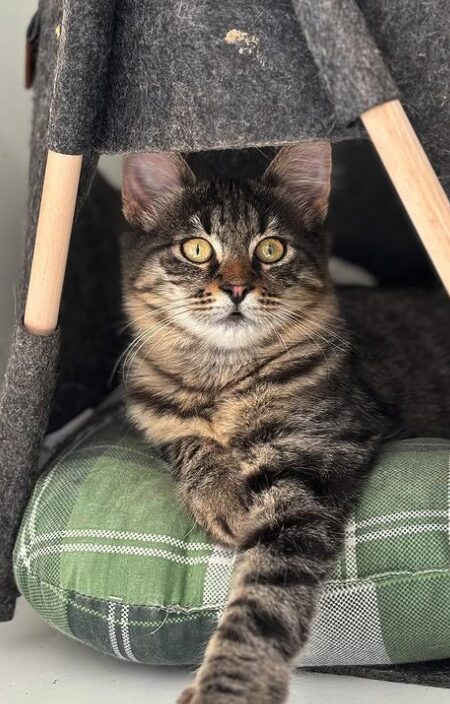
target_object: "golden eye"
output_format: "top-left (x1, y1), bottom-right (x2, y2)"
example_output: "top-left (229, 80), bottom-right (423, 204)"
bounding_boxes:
top-left (255, 238), bottom-right (285, 263)
top-left (181, 238), bottom-right (213, 264)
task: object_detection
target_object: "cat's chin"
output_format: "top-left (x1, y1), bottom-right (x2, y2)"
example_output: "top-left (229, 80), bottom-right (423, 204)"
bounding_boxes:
top-left (199, 319), bottom-right (264, 351)
top-left (171, 311), bottom-right (268, 351)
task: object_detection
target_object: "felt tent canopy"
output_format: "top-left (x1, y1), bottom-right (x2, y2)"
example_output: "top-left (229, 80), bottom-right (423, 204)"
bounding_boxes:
top-left (1, 0), bottom-right (449, 631)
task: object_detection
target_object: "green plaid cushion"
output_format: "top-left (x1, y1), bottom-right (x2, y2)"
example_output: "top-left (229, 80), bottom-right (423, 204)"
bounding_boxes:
top-left (13, 409), bottom-right (450, 667)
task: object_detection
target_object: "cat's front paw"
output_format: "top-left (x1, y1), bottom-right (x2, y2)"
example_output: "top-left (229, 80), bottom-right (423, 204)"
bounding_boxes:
top-left (176, 651), bottom-right (290, 704)
top-left (177, 682), bottom-right (240, 704)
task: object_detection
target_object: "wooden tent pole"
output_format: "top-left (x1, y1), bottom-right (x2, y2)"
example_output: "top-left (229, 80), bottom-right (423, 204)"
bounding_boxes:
top-left (24, 151), bottom-right (83, 336)
top-left (361, 99), bottom-right (450, 294)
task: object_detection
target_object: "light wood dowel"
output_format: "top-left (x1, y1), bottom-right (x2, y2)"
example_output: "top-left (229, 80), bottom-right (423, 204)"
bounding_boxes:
top-left (24, 151), bottom-right (83, 335)
top-left (361, 99), bottom-right (450, 294)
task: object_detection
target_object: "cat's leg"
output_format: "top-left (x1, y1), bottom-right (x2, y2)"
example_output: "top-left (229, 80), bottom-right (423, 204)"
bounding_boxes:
top-left (178, 478), bottom-right (340, 704)
top-left (170, 436), bottom-right (252, 547)
top-left (177, 439), bottom-right (377, 704)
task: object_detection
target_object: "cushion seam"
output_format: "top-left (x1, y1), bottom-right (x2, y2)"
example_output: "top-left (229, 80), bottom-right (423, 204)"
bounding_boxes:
top-left (14, 559), bottom-right (225, 614)
top-left (16, 557), bottom-right (450, 610)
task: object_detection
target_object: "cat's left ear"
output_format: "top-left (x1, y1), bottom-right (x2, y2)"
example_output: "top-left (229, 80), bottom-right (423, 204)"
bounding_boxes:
top-left (263, 142), bottom-right (332, 229)
top-left (122, 152), bottom-right (196, 228)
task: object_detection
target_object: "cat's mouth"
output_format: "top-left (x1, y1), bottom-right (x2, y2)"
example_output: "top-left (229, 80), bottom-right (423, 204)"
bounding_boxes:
top-left (227, 310), bottom-right (245, 323)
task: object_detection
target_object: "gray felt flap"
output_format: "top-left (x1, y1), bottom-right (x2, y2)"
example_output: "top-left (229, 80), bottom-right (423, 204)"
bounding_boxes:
top-left (44, 0), bottom-right (448, 196)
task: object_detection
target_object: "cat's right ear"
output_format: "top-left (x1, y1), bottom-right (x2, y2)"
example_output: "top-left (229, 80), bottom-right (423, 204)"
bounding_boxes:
top-left (122, 152), bottom-right (196, 228)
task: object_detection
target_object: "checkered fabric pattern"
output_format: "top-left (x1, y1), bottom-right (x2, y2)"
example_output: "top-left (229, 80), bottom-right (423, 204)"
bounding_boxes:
top-left (13, 411), bottom-right (450, 667)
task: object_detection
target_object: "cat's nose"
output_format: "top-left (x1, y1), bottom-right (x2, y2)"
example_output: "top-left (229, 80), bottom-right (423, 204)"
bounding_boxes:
top-left (221, 284), bottom-right (252, 306)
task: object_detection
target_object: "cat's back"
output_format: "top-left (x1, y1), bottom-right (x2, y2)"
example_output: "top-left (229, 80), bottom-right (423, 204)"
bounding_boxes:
top-left (338, 287), bottom-right (450, 438)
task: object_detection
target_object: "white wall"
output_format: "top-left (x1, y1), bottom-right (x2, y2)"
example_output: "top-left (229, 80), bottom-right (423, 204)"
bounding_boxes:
top-left (0, 5), bottom-right (122, 375)
top-left (0, 2), bottom-right (36, 373)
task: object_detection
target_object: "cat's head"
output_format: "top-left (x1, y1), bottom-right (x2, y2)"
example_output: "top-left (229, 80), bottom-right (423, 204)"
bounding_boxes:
top-left (121, 143), bottom-right (334, 351)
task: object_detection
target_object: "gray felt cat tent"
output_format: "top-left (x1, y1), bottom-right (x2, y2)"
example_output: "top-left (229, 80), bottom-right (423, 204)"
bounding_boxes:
top-left (1, 0), bottom-right (450, 653)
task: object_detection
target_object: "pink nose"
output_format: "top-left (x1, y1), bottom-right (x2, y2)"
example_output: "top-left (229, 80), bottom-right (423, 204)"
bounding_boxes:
top-left (231, 285), bottom-right (245, 299)
top-left (221, 284), bottom-right (252, 305)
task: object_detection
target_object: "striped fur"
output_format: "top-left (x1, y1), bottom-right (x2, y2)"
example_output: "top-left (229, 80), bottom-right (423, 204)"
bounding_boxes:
top-left (121, 146), bottom-right (450, 703)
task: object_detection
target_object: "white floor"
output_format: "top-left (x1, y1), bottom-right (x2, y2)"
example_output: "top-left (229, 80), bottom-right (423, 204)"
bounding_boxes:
top-left (0, 600), bottom-right (448, 704)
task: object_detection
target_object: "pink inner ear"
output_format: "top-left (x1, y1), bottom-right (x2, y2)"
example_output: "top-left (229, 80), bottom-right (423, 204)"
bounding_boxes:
top-left (122, 152), bottom-right (195, 224)
top-left (264, 142), bottom-right (332, 224)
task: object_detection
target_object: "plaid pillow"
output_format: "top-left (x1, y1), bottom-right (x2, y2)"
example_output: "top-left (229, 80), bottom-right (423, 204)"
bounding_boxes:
top-left (13, 409), bottom-right (450, 667)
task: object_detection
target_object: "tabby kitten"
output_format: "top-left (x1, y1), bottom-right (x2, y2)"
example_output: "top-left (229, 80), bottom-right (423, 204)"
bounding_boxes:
top-left (121, 144), bottom-right (450, 704)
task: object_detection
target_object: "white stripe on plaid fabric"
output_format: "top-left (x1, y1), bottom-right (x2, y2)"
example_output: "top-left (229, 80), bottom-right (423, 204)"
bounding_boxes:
top-left (355, 509), bottom-right (448, 530)
top-left (448, 452), bottom-right (450, 551)
top-left (344, 517), bottom-right (358, 579)
top-left (202, 545), bottom-right (236, 611)
top-left (331, 558), bottom-right (342, 581)
top-left (120, 604), bottom-right (139, 662)
top-left (71, 444), bottom-right (167, 460)
top-left (355, 524), bottom-right (449, 543)
top-left (18, 460), bottom-right (65, 570)
top-left (326, 566), bottom-right (450, 586)
top-left (28, 423), bottom-right (105, 553)
top-left (28, 543), bottom-right (233, 565)
top-left (299, 580), bottom-right (391, 666)
top-left (29, 529), bottom-right (216, 552)
top-left (27, 518), bottom-right (448, 561)
top-left (108, 602), bottom-right (125, 660)
top-left (27, 464), bottom-right (60, 548)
